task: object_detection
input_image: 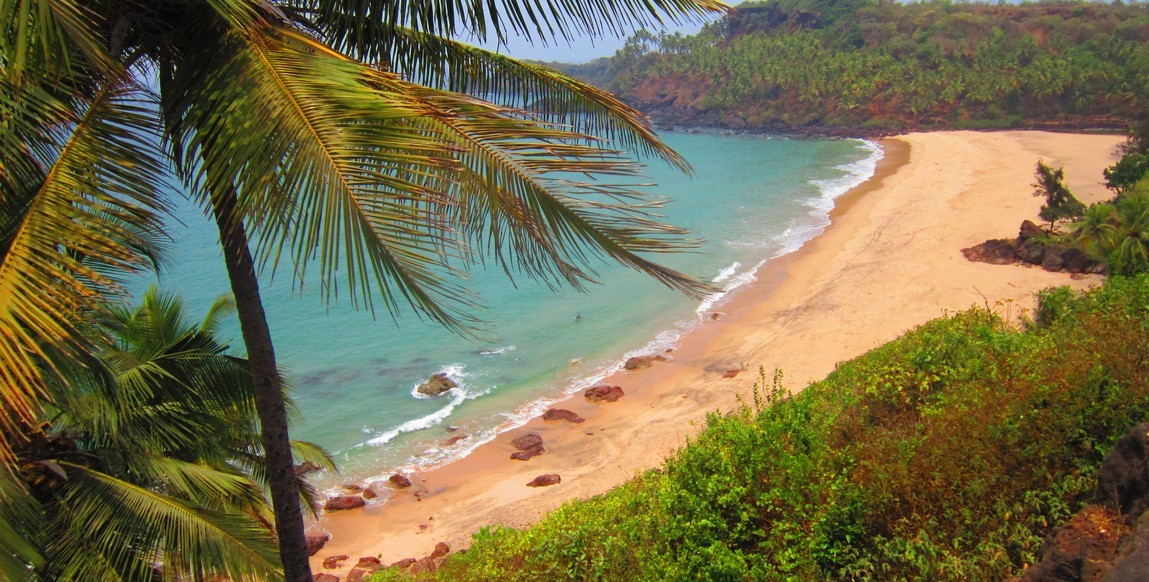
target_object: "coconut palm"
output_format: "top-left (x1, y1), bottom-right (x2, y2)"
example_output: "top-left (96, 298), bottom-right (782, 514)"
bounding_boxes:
top-left (6, 286), bottom-right (335, 580)
top-left (3, 1), bottom-right (726, 578)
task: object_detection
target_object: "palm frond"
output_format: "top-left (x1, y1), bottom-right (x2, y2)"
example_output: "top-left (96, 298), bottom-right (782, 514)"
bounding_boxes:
top-left (130, 455), bottom-right (271, 514)
top-left (1, 0), bottom-right (117, 84)
top-left (300, 0), bottom-right (727, 52)
top-left (46, 462), bottom-right (281, 581)
top-left (0, 79), bottom-right (169, 464)
top-left (332, 26), bottom-right (691, 172)
top-left (421, 99), bottom-right (709, 297)
top-left (165, 26), bottom-right (478, 328)
top-left (0, 473), bottom-right (44, 578)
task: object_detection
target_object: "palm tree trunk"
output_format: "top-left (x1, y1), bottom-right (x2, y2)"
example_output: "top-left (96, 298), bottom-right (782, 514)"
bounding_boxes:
top-left (209, 187), bottom-right (313, 581)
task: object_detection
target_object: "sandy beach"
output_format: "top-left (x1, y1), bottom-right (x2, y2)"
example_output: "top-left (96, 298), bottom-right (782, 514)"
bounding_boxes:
top-left (308, 130), bottom-right (1126, 575)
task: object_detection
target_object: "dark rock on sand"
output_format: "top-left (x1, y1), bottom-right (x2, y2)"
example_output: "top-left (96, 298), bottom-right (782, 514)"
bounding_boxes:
top-left (323, 496), bottom-right (365, 511)
top-left (960, 239), bottom-right (1017, 265)
top-left (306, 533), bottom-right (330, 556)
top-left (542, 408), bottom-right (585, 423)
top-left (416, 373), bottom-right (457, 397)
top-left (527, 474), bottom-right (561, 487)
top-left (510, 432), bottom-right (545, 461)
top-left (322, 554), bottom-right (349, 569)
top-left (362, 487), bottom-right (378, 500)
top-left (313, 574), bottom-right (339, 582)
top-left (585, 385), bottom-right (625, 402)
top-left (623, 355), bottom-right (666, 370)
top-left (389, 473), bottom-right (412, 488)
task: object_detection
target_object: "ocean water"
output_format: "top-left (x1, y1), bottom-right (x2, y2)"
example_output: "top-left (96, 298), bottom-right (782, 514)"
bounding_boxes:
top-left (135, 132), bottom-right (880, 493)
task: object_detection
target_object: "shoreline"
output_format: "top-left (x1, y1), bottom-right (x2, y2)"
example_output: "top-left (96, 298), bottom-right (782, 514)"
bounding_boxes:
top-left (308, 130), bottom-right (1124, 576)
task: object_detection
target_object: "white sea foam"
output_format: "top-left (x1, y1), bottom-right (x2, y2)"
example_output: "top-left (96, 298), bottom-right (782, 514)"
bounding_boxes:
top-left (712, 262), bottom-right (742, 283)
top-left (479, 345), bottom-right (517, 356)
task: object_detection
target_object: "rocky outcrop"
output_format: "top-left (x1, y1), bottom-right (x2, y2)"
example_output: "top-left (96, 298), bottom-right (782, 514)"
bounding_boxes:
top-left (511, 432), bottom-right (545, 461)
top-left (961, 239), bottom-right (1018, 265)
top-left (388, 473), bottom-right (412, 488)
top-left (585, 385), bottom-right (625, 403)
top-left (388, 542), bottom-right (451, 575)
top-left (306, 534), bottom-right (330, 556)
top-left (542, 408), bottom-right (585, 423)
top-left (1096, 423), bottom-right (1149, 519)
top-left (527, 474), bottom-right (562, 487)
top-left (963, 220), bottom-right (1105, 275)
top-left (1023, 422), bottom-right (1149, 581)
top-left (313, 574), bottom-right (339, 582)
top-left (362, 487), bottom-right (378, 500)
top-left (1020, 505), bottom-right (1129, 581)
top-left (417, 373), bottom-right (457, 397)
top-left (323, 496), bottom-right (365, 511)
top-left (346, 557), bottom-right (382, 582)
top-left (444, 434), bottom-right (469, 446)
top-left (624, 355), bottom-right (666, 371)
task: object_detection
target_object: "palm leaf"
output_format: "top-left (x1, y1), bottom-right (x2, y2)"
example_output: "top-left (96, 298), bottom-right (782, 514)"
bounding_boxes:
top-left (0, 79), bottom-right (169, 464)
top-left (309, 25), bottom-right (691, 171)
top-left (45, 462), bottom-right (281, 581)
top-left (1, 0), bottom-right (117, 84)
top-left (301, 0), bottom-right (728, 51)
top-left (165, 25), bottom-right (479, 327)
top-left (169, 24), bottom-right (709, 335)
top-left (0, 473), bottom-right (45, 578)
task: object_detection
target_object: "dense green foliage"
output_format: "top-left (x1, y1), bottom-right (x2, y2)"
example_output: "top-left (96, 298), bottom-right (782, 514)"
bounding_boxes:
top-left (8, 288), bottom-right (323, 580)
top-left (563, 0), bottom-right (1149, 131)
top-left (377, 275), bottom-right (1149, 580)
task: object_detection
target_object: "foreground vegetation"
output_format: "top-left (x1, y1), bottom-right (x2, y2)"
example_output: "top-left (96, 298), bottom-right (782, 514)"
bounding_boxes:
top-left (560, 0), bottom-right (1149, 131)
top-left (377, 274), bottom-right (1149, 580)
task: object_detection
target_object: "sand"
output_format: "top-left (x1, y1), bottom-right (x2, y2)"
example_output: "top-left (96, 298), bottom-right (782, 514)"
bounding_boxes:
top-left (308, 130), bottom-right (1126, 575)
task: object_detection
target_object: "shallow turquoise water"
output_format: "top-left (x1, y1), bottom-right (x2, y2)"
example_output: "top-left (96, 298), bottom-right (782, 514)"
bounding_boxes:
top-left (134, 132), bottom-right (881, 489)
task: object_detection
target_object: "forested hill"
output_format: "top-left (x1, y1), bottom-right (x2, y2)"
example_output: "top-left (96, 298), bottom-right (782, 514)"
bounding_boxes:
top-left (551, 0), bottom-right (1149, 134)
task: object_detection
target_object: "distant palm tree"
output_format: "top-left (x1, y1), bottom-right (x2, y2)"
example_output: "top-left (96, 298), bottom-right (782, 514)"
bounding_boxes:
top-left (3, 1), bottom-right (725, 577)
top-left (6, 287), bottom-right (332, 580)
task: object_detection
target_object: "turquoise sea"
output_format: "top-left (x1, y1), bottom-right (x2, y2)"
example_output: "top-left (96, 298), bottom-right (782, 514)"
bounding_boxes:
top-left (137, 132), bottom-right (881, 493)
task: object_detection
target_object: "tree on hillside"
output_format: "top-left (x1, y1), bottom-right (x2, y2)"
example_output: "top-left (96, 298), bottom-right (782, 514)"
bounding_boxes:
top-left (2, 1), bottom-right (726, 578)
top-left (1033, 160), bottom-right (1086, 232)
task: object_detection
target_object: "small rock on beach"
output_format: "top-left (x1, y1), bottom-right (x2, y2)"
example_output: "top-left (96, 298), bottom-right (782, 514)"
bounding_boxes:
top-left (510, 432), bottom-right (545, 461)
top-left (623, 355), bottom-right (666, 370)
top-left (323, 495), bottom-right (364, 511)
top-left (585, 385), bottom-right (625, 403)
top-left (527, 474), bottom-right (562, 487)
top-left (542, 408), bottom-right (585, 423)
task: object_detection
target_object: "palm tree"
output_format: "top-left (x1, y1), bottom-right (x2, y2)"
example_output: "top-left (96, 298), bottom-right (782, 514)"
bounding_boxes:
top-left (6, 287), bottom-right (334, 579)
top-left (3, 1), bottom-right (726, 578)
